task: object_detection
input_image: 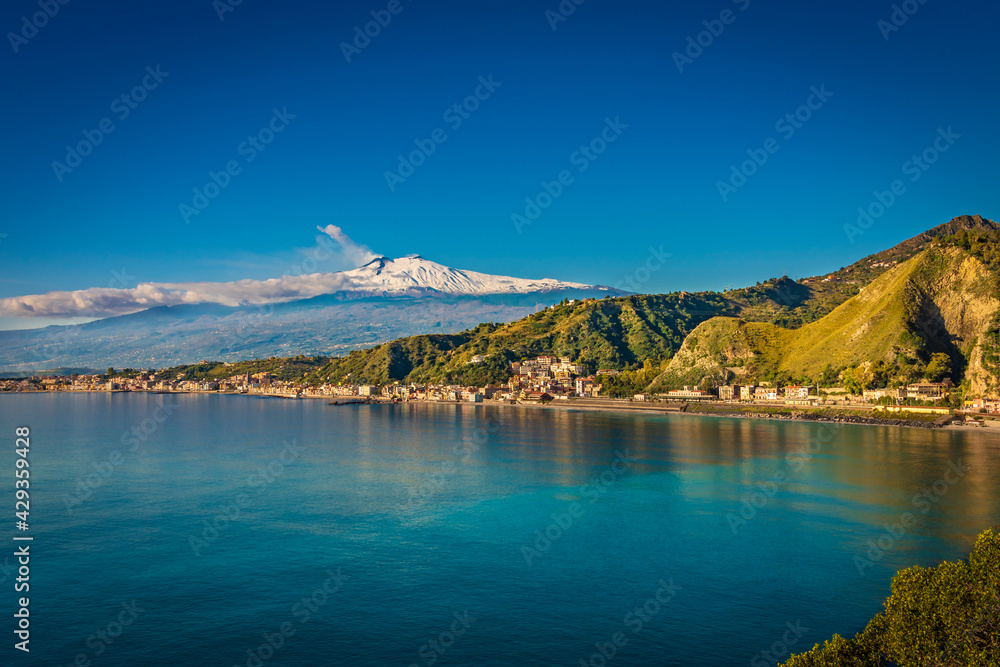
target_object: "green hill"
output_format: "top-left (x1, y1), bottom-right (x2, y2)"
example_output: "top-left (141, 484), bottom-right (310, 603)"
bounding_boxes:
top-left (126, 215), bottom-right (1000, 398)
top-left (306, 293), bottom-right (741, 386)
top-left (301, 215), bottom-right (1000, 390)
top-left (651, 234), bottom-right (1000, 395)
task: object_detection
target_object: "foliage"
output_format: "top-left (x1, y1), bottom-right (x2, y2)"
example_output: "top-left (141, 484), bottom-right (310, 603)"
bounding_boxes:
top-left (598, 359), bottom-right (669, 398)
top-left (980, 313), bottom-right (1000, 396)
top-left (782, 528), bottom-right (1000, 666)
top-left (154, 356), bottom-right (330, 383)
top-left (924, 353), bottom-right (952, 383)
top-left (441, 351), bottom-right (515, 386)
top-left (307, 296), bottom-right (741, 386)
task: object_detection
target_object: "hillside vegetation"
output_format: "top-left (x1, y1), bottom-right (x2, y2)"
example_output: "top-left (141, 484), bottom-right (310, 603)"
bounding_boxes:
top-left (305, 293), bottom-right (741, 386)
top-left (118, 215), bottom-right (1000, 398)
top-left (651, 231), bottom-right (1000, 395)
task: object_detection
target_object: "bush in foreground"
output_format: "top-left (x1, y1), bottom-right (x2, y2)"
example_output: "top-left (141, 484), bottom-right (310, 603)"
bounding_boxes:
top-left (782, 527), bottom-right (1000, 666)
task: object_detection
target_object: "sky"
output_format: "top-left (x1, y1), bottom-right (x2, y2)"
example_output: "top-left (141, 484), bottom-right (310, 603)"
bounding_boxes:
top-left (1, 0), bottom-right (998, 329)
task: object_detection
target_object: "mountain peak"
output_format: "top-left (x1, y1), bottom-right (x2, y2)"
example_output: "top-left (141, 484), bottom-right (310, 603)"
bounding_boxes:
top-left (342, 255), bottom-right (608, 297)
top-left (922, 214), bottom-right (999, 239)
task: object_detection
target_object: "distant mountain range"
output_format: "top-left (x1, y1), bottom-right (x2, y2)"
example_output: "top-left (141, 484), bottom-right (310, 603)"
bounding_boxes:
top-left (253, 214), bottom-right (1000, 399)
top-left (0, 257), bottom-right (621, 372)
top-left (10, 215), bottom-right (1000, 401)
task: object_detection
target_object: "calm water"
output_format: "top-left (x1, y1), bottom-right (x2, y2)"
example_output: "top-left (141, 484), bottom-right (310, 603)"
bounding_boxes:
top-left (2, 393), bottom-right (998, 666)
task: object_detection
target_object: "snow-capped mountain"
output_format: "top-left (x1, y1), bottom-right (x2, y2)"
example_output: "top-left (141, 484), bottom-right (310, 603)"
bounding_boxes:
top-left (0, 256), bottom-right (611, 320)
top-left (339, 256), bottom-right (602, 296)
top-left (0, 257), bottom-right (623, 371)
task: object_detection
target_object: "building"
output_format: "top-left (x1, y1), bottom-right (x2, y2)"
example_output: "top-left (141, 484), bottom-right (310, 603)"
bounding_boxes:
top-left (666, 386), bottom-right (712, 400)
top-left (784, 397), bottom-right (818, 406)
top-left (905, 382), bottom-right (947, 401)
top-left (358, 385), bottom-right (377, 397)
top-left (753, 386), bottom-right (777, 401)
top-left (964, 398), bottom-right (1000, 413)
top-left (718, 385), bottom-right (738, 401)
top-left (783, 385), bottom-right (813, 399)
top-left (862, 388), bottom-right (906, 403)
top-left (633, 393), bottom-right (651, 402)
top-left (739, 385), bottom-right (755, 401)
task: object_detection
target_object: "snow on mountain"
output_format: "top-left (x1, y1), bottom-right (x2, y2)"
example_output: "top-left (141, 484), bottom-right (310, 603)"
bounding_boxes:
top-left (0, 256), bottom-right (611, 320)
top-left (338, 256), bottom-right (604, 296)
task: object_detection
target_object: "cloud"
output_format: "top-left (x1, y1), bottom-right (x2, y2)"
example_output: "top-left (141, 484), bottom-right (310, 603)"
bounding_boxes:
top-left (0, 274), bottom-right (362, 319)
top-left (0, 227), bottom-right (384, 320)
top-left (317, 225), bottom-right (379, 267)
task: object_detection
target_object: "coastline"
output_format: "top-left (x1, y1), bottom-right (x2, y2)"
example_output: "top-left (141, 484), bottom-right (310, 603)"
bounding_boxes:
top-left (397, 397), bottom-right (996, 433)
top-left (3, 389), bottom-right (995, 433)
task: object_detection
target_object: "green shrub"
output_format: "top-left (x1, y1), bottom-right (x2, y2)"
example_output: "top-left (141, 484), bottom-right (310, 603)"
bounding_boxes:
top-left (782, 528), bottom-right (1000, 666)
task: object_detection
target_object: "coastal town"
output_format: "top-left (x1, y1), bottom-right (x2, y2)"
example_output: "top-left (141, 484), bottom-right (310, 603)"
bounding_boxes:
top-left (2, 354), bottom-right (996, 418)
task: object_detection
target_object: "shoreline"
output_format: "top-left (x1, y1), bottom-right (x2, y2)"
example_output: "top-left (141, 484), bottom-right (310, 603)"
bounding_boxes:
top-left (3, 390), bottom-right (995, 433)
top-left (397, 397), bottom-right (996, 433)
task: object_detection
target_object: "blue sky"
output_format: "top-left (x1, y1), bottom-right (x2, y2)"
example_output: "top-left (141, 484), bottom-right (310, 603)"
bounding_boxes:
top-left (1, 0), bottom-right (998, 329)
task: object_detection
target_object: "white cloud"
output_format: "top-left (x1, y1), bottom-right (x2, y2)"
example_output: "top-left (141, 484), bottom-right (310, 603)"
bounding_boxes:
top-left (0, 227), bottom-right (382, 320)
top-left (0, 274), bottom-right (361, 318)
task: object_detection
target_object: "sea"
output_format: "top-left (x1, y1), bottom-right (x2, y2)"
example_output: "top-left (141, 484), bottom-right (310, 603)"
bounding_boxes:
top-left (2, 392), bottom-right (997, 666)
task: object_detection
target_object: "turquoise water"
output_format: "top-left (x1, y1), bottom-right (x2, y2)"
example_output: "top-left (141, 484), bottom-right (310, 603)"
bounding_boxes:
top-left (2, 393), bottom-right (998, 666)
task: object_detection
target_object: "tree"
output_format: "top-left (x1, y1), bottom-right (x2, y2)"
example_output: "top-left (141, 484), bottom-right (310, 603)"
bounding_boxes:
top-left (842, 368), bottom-right (864, 395)
top-left (782, 527), bottom-right (1000, 666)
top-left (925, 353), bottom-right (952, 382)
